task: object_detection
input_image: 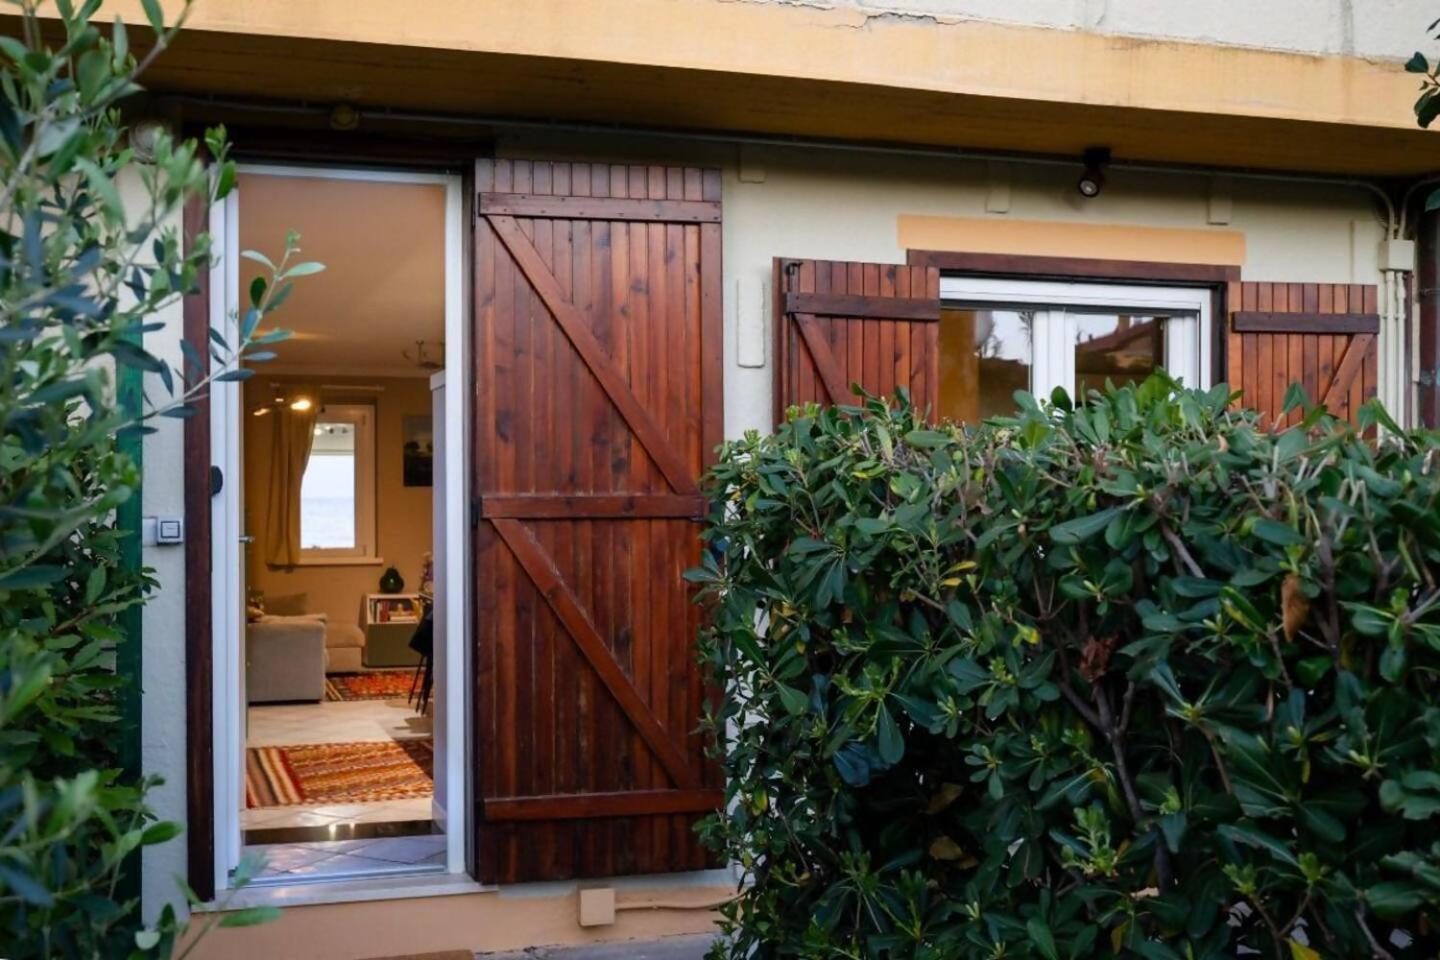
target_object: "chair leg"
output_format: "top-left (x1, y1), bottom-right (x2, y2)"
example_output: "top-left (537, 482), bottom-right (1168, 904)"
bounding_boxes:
top-left (419, 656), bottom-right (434, 716)
top-left (408, 660), bottom-right (423, 704)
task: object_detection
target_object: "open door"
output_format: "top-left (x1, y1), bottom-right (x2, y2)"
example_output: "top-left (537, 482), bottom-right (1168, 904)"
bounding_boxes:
top-left (473, 160), bottom-right (723, 883)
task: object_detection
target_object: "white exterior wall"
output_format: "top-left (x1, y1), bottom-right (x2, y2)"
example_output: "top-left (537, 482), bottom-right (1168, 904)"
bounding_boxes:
top-left (732, 0), bottom-right (1433, 60)
top-left (121, 170), bottom-right (193, 918)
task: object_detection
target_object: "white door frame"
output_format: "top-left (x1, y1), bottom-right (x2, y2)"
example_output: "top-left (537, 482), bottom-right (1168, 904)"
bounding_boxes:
top-left (210, 163), bottom-right (469, 892)
top-left (939, 277), bottom-right (1214, 397)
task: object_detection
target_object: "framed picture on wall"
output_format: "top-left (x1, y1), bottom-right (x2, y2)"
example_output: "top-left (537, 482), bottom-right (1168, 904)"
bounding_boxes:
top-left (402, 415), bottom-right (434, 487)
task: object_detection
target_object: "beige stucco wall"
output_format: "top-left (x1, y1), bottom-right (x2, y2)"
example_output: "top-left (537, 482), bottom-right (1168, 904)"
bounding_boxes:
top-left (738, 0), bottom-right (1433, 60)
top-left (189, 880), bottom-right (728, 960)
top-left (489, 134), bottom-right (1383, 439)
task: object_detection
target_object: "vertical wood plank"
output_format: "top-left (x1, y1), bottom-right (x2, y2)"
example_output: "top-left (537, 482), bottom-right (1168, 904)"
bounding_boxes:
top-left (878, 264), bottom-right (897, 400)
top-left (862, 263), bottom-right (881, 400)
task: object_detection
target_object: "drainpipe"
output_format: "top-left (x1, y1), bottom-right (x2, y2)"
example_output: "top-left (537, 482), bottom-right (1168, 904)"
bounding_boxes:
top-left (1419, 207), bottom-right (1440, 429)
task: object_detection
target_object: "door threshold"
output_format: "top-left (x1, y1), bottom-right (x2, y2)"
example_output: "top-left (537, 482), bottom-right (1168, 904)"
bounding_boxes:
top-left (206, 871), bottom-right (492, 911)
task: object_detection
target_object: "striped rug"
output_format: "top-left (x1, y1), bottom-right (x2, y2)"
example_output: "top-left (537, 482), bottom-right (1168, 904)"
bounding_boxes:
top-left (246, 739), bottom-right (434, 808)
top-left (325, 669), bottom-right (416, 702)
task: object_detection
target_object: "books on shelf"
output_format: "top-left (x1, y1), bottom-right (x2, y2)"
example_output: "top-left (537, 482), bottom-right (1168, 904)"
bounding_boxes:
top-left (366, 593), bottom-right (420, 625)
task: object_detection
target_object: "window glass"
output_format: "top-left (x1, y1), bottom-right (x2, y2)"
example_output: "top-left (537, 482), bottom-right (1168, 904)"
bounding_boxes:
top-left (937, 308), bottom-right (1034, 423)
top-left (1073, 313), bottom-right (1164, 399)
top-left (300, 422), bottom-right (357, 550)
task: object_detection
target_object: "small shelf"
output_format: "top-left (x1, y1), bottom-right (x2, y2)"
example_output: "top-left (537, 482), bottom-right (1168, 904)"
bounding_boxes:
top-left (364, 593), bottom-right (422, 626)
top-left (361, 593), bottom-right (425, 668)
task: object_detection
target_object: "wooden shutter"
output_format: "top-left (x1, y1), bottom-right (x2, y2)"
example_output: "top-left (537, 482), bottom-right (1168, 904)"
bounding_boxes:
top-left (474, 160), bottom-right (723, 883)
top-left (1227, 281), bottom-right (1378, 426)
top-left (774, 258), bottom-right (941, 421)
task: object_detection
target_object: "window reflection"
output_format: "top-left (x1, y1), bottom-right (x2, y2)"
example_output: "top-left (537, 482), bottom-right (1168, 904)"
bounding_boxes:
top-left (1073, 314), bottom-right (1164, 399)
top-left (937, 308), bottom-right (1034, 424)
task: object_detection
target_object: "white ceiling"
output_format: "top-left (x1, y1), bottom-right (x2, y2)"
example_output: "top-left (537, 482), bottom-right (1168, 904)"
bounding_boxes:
top-left (237, 173), bottom-right (446, 377)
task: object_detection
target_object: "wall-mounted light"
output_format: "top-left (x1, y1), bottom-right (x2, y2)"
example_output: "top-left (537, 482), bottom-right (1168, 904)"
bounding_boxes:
top-left (1076, 147), bottom-right (1111, 199)
top-left (330, 103), bottom-right (360, 132)
top-left (128, 117), bottom-right (174, 163)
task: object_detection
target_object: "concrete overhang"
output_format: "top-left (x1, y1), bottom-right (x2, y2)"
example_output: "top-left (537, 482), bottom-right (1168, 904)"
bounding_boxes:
top-left (70, 0), bottom-right (1440, 177)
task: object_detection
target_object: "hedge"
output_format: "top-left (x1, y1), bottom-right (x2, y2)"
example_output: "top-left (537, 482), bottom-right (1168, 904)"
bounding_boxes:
top-left (691, 377), bottom-right (1440, 959)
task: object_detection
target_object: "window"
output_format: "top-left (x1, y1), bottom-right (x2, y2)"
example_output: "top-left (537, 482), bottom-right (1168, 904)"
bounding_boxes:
top-left (937, 279), bottom-right (1211, 422)
top-left (299, 403), bottom-right (376, 561)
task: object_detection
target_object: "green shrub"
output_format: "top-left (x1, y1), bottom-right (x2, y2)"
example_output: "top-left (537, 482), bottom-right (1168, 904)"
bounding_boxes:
top-left (693, 377), bottom-right (1440, 959)
top-left (1, 2), bottom-right (309, 954)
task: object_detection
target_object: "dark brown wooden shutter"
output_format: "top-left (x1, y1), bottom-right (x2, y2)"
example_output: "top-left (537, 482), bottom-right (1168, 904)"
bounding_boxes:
top-left (774, 258), bottom-right (941, 422)
top-left (473, 160), bottom-right (722, 883)
top-left (1226, 281), bottom-right (1378, 426)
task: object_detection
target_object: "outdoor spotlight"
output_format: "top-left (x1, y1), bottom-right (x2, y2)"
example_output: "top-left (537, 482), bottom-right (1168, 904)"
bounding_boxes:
top-left (329, 103), bottom-right (361, 131)
top-left (1076, 147), bottom-right (1111, 198)
top-left (128, 117), bottom-right (173, 163)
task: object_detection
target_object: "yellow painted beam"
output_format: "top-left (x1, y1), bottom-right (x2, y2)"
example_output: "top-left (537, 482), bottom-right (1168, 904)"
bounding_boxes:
top-left (101, 0), bottom-right (1424, 132)
top-left (898, 216), bottom-right (1247, 266)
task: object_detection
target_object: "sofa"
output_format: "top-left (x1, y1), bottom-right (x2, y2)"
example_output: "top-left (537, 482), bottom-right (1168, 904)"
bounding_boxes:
top-left (255, 592), bottom-right (367, 675)
top-left (324, 622), bottom-right (367, 673)
top-left (246, 615), bottom-right (326, 703)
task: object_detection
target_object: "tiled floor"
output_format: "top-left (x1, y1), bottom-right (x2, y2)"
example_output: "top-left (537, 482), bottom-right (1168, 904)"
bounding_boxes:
top-left (241, 796), bottom-right (433, 832)
top-left (247, 697), bottom-right (431, 747)
top-left (250, 834), bottom-right (448, 880)
top-left (243, 696), bottom-right (436, 832)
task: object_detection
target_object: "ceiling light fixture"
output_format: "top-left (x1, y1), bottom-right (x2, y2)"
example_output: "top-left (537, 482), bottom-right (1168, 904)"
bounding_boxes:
top-left (1076, 147), bottom-right (1111, 199)
top-left (403, 339), bottom-right (444, 372)
top-left (290, 397), bottom-right (314, 412)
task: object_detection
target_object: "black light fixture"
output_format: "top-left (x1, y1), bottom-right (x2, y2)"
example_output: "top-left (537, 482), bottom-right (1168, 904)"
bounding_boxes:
top-left (1076, 147), bottom-right (1111, 198)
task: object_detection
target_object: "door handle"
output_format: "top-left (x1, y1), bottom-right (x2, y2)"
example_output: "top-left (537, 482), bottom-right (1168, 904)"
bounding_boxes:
top-left (239, 535), bottom-right (255, 545)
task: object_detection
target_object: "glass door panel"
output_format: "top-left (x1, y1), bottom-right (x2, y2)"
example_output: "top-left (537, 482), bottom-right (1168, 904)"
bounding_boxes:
top-left (938, 308), bottom-right (1038, 424)
top-left (1071, 313), bottom-right (1165, 399)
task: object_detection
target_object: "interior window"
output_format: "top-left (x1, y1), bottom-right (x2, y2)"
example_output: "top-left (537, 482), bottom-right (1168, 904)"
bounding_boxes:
top-left (298, 402), bottom-right (376, 560)
top-left (300, 421), bottom-right (358, 550)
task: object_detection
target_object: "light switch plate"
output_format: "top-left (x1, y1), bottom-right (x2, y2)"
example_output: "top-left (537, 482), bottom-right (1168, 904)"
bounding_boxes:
top-left (142, 516), bottom-right (185, 546)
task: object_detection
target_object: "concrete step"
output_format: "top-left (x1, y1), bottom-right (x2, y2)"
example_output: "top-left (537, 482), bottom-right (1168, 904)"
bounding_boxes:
top-left (479, 934), bottom-right (716, 960)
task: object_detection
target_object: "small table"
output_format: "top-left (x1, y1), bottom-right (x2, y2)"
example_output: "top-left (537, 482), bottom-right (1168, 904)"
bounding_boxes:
top-left (361, 593), bottom-right (423, 667)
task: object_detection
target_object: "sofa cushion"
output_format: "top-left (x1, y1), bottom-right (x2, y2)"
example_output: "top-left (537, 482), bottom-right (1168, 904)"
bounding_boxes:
top-left (265, 592), bottom-right (309, 616)
top-left (257, 612), bottom-right (328, 625)
top-left (325, 623), bottom-right (366, 650)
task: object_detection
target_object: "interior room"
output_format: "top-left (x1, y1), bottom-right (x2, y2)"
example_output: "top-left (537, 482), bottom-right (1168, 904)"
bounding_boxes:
top-left (235, 170), bottom-right (451, 881)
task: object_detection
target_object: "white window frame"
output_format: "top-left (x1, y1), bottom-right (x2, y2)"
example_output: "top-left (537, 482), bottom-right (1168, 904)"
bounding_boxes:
top-left (939, 278), bottom-right (1213, 400)
top-left (298, 402), bottom-right (377, 563)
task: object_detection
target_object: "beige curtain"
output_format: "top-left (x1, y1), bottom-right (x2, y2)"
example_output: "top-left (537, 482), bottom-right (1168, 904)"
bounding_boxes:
top-left (264, 386), bottom-right (319, 567)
